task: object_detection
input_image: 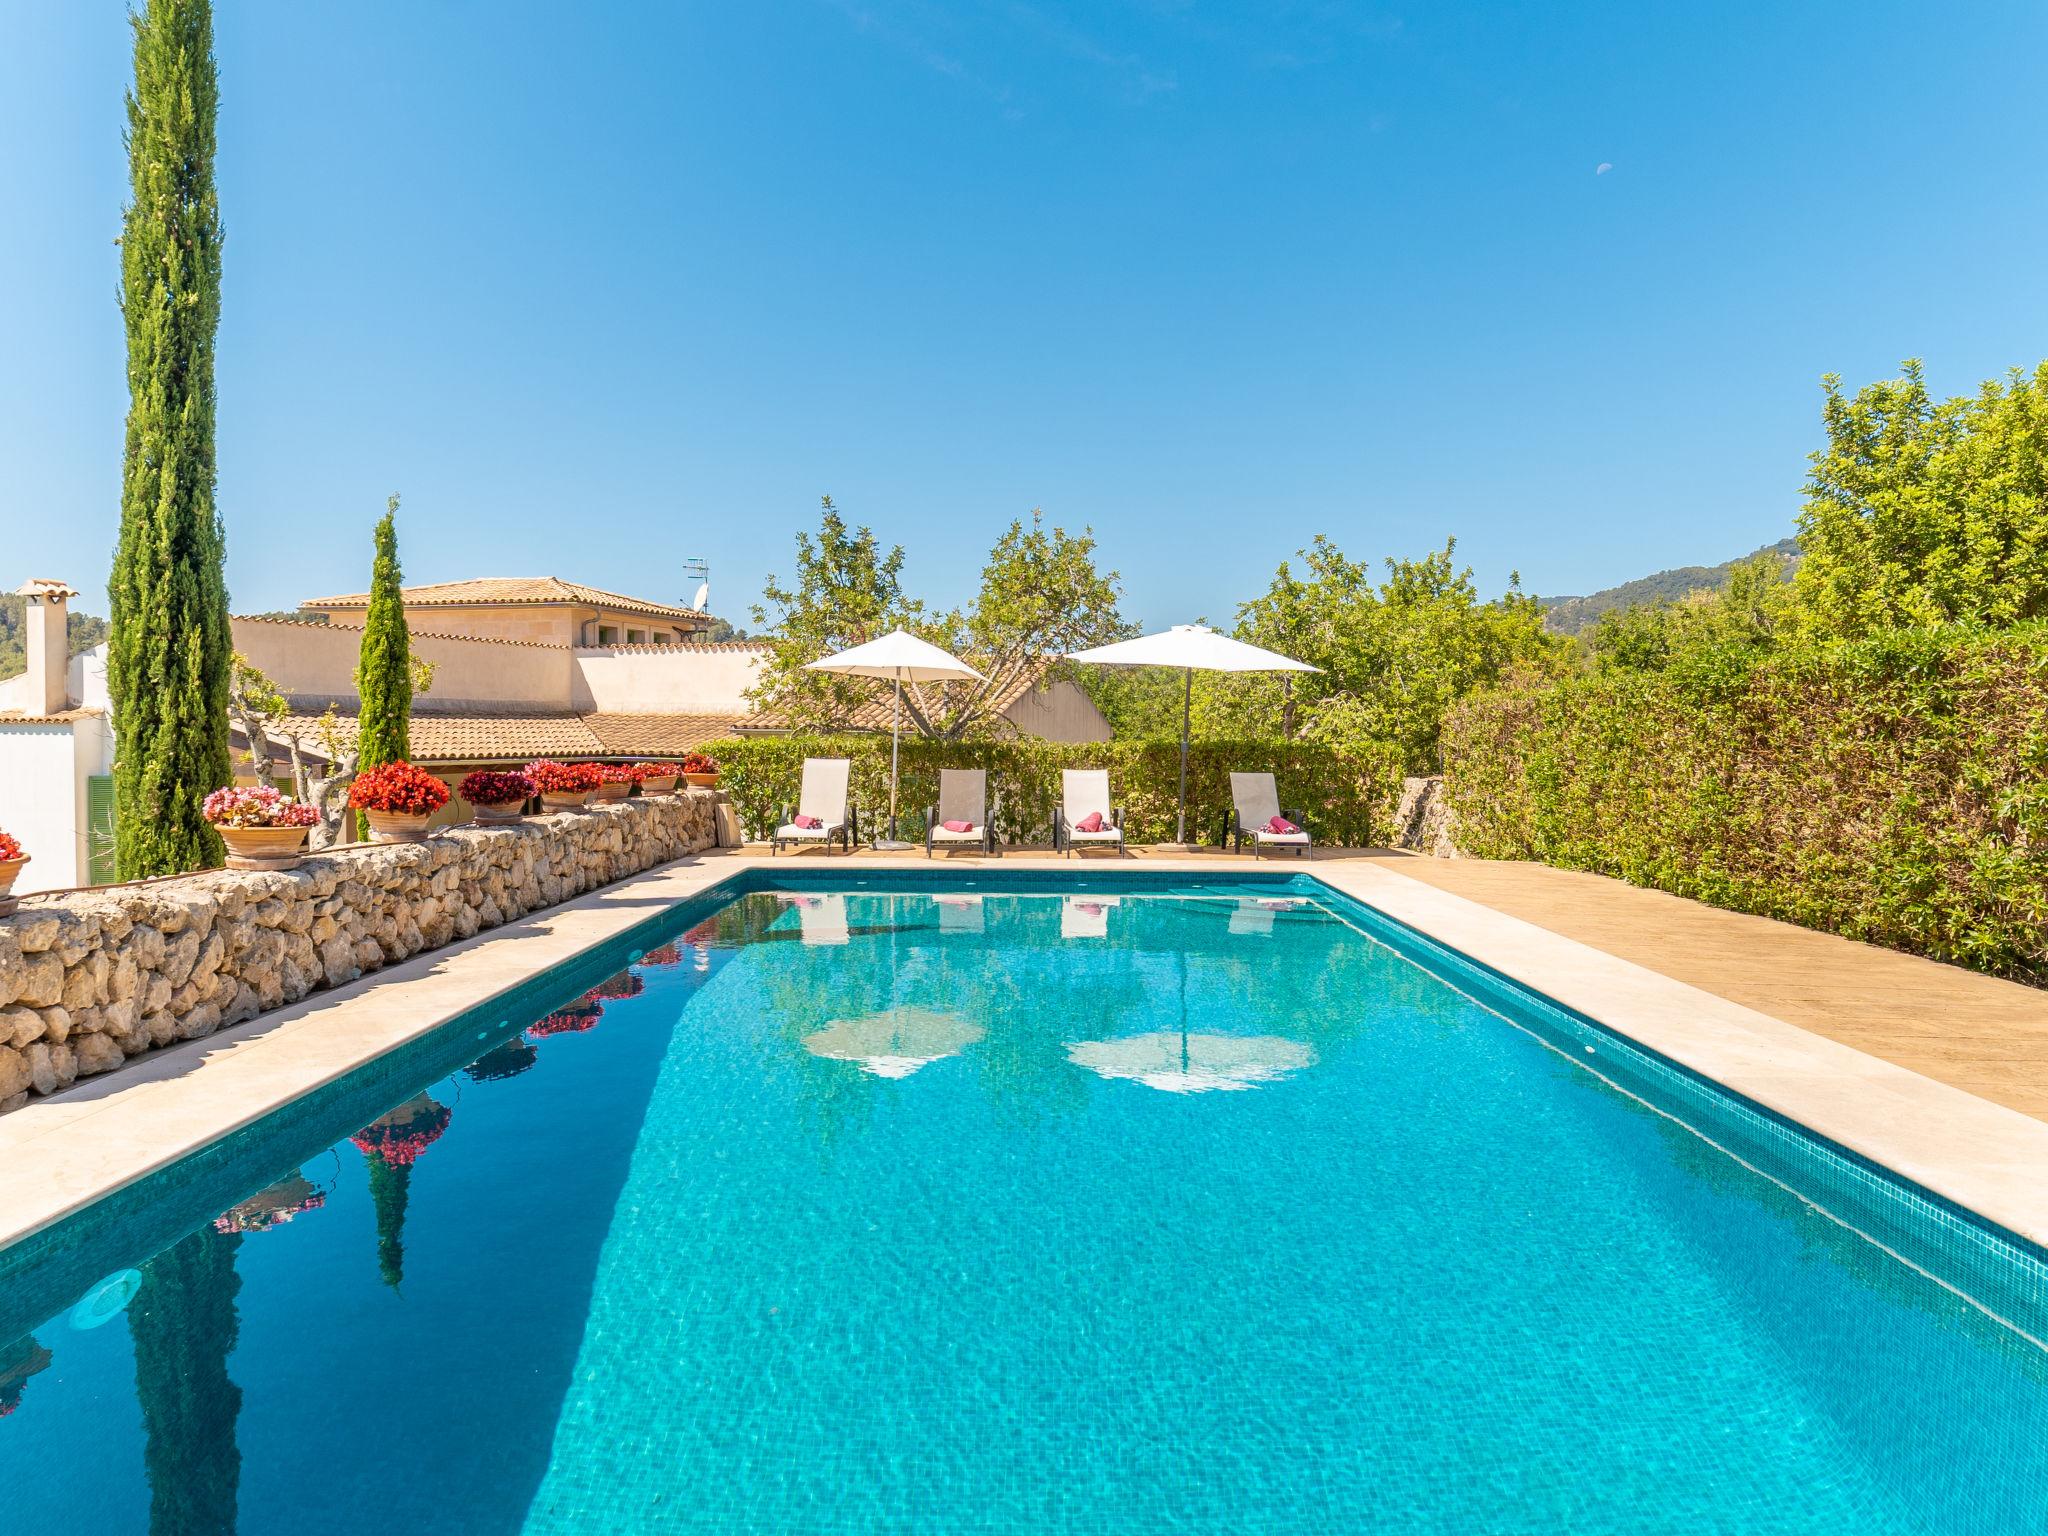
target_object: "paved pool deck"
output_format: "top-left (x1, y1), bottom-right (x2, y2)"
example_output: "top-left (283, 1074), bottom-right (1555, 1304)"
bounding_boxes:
top-left (2, 843), bottom-right (2045, 1259)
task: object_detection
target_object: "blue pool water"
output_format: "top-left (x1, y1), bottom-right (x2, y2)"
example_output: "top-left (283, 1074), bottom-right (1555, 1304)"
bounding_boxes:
top-left (2, 871), bottom-right (2045, 1533)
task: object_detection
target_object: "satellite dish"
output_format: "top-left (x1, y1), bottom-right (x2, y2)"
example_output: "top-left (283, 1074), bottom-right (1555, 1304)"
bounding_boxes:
top-left (691, 582), bottom-right (710, 612)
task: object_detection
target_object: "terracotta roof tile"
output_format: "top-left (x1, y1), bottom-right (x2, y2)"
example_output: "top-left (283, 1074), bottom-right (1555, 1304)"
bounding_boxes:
top-left (0, 707), bottom-right (103, 724)
top-left (583, 714), bottom-right (748, 754)
top-left (298, 577), bottom-right (711, 625)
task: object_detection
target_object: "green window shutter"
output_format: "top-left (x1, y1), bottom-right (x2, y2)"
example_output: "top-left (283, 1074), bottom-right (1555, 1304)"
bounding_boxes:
top-left (87, 775), bottom-right (119, 886)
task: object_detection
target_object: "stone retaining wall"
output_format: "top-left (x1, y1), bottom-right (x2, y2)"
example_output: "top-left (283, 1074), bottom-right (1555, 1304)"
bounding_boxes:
top-left (0, 792), bottom-right (719, 1112)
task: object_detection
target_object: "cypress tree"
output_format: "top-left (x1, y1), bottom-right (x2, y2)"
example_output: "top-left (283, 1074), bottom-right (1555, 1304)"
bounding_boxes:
top-left (353, 495), bottom-right (412, 837)
top-left (108, 0), bottom-right (231, 878)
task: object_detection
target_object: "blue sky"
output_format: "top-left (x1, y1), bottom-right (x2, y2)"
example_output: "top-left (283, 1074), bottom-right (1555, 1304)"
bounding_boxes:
top-left (4, 1), bottom-right (2044, 629)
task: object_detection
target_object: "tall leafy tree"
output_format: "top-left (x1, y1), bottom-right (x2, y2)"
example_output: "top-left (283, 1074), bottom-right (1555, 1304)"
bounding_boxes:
top-left (353, 496), bottom-right (412, 834)
top-left (748, 501), bottom-right (1126, 739)
top-left (1795, 359), bottom-right (2048, 637)
top-left (108, 0), bottom-right (231, 878)
top-left (748, 496), bottom-right (922, 729)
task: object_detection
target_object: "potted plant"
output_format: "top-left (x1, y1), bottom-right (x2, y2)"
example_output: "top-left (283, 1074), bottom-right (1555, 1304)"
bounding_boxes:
top-left (632, 761), bottom-right (679, 795)
top-left (592, 763), bottom-right (637, 802)
top-left (0, 830), bottom-right (26, 917)
top-left (347, 761), bottom-right (452, 843)
top-left (458, 770), bottom-right (535, 825)
top-left (202, 785), bottom-right (321, 870)
top-left (526, 759), bottom-right (603, 812)
top-left (681, 752), bottom-right (720, 788)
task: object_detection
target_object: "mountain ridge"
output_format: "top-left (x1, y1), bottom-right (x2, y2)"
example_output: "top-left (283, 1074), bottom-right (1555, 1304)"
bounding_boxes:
top-left (1542, 538), bottom-right (1800, 635)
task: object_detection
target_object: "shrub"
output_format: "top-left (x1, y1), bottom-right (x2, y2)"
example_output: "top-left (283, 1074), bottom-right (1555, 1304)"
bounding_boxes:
top-left (346, 761), bottom-right (452, 816)
top-left (1442, 625), bottom-right (2048, 982)
top-left (201, 785), bottom-right (320, 829)
top-left (700, 735), bottom-right (1401, 847)
top-left (525, 759), bottom-right (603, 794)
top-left (457, 770), bottom-right (535, 807)
top-left (0, 830), bottom-right (23, 863)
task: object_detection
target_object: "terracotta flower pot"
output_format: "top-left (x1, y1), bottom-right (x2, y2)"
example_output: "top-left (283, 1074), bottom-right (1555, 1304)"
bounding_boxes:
top-left (364, 809), bottom-right (433, 844)
top-left (683, 772), bottom-right (720, 789)
top-left (637, 775), bottom-right (678, 796)
top-left (540, 790), bottom-right (592, 813)
top-left (472, 800), bottom-right (526, 825)
top-left (0, 855), bottom-right (26, 917)
top-left (593, 780), bottom-right (631, 802)
top-left (216, 824), bottom-right (310, 871)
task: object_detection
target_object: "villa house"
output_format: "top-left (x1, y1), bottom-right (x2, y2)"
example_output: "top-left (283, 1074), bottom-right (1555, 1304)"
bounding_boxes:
top-left (0, 570), bottom-right (1112, 892)
top-left (298, 576), bottom-right (718, 648)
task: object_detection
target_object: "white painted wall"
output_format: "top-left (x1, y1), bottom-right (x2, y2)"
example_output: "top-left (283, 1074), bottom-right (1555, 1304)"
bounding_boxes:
top-left (231, 618), bottom-right (574, 709)
top-left (0, 724), bottom-right (86, 893)
top-left (570, 645), bottom-right (766, 714)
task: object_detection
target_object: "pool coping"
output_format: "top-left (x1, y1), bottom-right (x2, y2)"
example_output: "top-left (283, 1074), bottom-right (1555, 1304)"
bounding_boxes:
top-left (1, 852), bottom-right (2045, 1254)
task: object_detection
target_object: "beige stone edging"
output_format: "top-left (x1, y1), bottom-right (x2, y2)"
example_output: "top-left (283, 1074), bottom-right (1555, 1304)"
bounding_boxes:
top-left (3, 851), bottom-right (2045, 1255)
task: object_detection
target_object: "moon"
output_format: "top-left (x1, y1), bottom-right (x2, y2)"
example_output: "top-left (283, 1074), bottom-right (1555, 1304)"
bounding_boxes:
top-left (1596, 162), bottom-right (1613, 175)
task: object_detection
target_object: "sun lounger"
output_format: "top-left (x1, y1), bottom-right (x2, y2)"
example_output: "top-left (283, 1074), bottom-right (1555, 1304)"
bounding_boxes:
top-left (772, 757), bottom-right (857, 854)
top-left (1054, 769), bottom-right (1125, 856)
top-left (924, 768), bottom-right (997, 856)
top-left (1226, 772), bottom-right (1311, 858)
top-left (1060, 894), bottom-right (1121, 938)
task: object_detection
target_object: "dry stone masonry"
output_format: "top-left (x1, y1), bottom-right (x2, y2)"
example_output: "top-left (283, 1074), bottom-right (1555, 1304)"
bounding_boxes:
top-left (0, 792), bottom-right (718, 1112)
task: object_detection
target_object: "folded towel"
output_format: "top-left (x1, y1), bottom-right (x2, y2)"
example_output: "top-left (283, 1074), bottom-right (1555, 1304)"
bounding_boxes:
top-left (1075, 811), bottom-right (1105, 833)
top-left (942, 819), bottom-right (972, 833)
top-left (793, 813), bottom-right (822, 829)
top-left (1267, 816), bottom-right (1299, 834)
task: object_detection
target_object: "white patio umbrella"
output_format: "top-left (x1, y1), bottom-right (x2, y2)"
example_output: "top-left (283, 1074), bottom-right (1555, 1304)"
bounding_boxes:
top-left (807, 629), bottom-right (985, 848)
top-left (1065, 625), bottom-right (1319, 847)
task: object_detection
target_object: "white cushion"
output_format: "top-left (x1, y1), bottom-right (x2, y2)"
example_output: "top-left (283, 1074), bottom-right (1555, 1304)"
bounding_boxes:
top-left (930, 824), bottom-right (985, 842)
top-left (1253, 829), bottom-right (1310, 845)
top-left (1067, 827), bottom-right (1124, 842)
top-left (777, 821), bottom-right (841, 840)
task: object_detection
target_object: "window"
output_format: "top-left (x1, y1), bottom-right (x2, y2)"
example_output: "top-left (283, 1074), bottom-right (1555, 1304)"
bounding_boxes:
top-left (598, 625), bottom-right (619, 645)
top-left (626, 628), bottom-right (645, 643)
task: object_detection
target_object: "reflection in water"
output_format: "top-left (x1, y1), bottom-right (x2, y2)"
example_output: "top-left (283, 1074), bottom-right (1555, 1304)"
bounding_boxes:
top-left (131, 1226), bottom-right (242, 1535)
top-left (1059, 895), bottom-right (1119, 939)
top-left (1066, 1031), bottom-right (1317, 1093)
top-left (464, 1037), bottom-right (540, 1083)
top-left (778, 893), bottom-right (850, 945)
top-left (352, 1094), bottom-right (453, 1290)
top-left (212, 1171), bottom-right (327, 1235)
top-left (587, 969), bottom-right (644, 1003)
top-left (530, 1001), bottom-right (602, 1038)
top-left (0, 1334), bottom-right (52, 1419)
top-left (803, 1006), bottom-right (987, 1079)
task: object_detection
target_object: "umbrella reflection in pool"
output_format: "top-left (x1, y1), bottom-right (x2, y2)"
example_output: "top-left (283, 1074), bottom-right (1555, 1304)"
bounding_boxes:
top-left (804, 1005), bottom-right (987, 1079)
top-left (1066, 1030), bottom-right (1316, 1093)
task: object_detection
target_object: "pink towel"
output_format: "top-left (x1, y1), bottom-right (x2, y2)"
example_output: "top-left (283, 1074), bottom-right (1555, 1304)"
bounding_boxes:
top-left (793, 813), bottom-right (821, 829)
top-left (1267, 816), bottom-right (1299, 834)
top-left (1075, 811), bottom-right (1105, 833)
top-left (942, 819), bottom-right (972, 833)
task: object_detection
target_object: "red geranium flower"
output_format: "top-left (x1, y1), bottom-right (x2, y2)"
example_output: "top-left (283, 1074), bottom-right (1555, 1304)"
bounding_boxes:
top-left (347, 761), bottom-right (453, 816)
top-left (525, 759), bottom-right (604, 794)
top-left (0, 830), bottom-right (23, 863)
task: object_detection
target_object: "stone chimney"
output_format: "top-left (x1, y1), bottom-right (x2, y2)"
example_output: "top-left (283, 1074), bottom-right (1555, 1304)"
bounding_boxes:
top-left (15, 579), bottom-right (79, 715)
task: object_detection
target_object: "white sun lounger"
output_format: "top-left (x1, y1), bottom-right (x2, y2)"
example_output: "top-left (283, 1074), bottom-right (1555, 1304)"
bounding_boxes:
top-left (933, 893), bottom-right (985, 934)
top-left (1227, 772), bottom-right (1311, 858)
top-left (1054, 769), bottom-right (1125, 856)
top-left (925, 768), bottom-right (997, 856)
top-left (772, 757), bottom-right (856, 854)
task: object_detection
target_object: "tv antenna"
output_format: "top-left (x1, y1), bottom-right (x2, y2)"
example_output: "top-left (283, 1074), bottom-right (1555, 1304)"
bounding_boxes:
top-left (681, 557), bottom-right (710, 615)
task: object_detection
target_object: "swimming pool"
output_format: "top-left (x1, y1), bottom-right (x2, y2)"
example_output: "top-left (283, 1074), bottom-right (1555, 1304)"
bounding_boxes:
top-left (1, 869), bottom-right (2044, 1533)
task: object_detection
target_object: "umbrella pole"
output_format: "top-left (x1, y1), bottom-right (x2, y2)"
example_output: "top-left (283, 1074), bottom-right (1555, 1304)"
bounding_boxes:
top-left (890, 672), bottom-right (902, 839)
top-left (1177, 666), bottom-right (1191, 845)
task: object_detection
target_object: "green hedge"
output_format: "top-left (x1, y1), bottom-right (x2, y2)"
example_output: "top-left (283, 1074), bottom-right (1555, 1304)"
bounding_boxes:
top-left (699, 735), bottom-right (1401, 848)
top-left (1441, 626), bottom-right (2048, 982)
